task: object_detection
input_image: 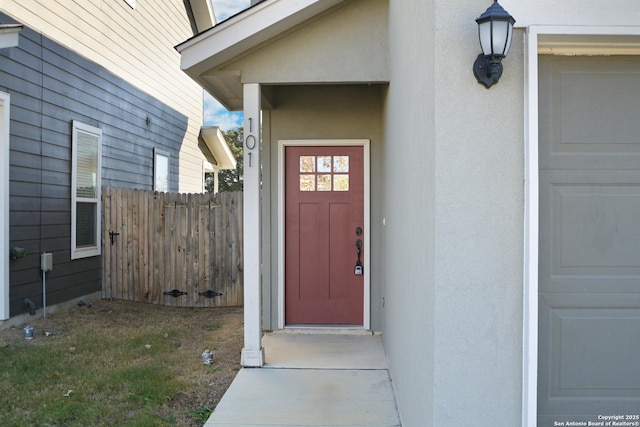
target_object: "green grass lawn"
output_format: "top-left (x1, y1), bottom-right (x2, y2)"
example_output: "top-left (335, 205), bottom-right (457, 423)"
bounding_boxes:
top-left (0, 301), bottom-right (243, 427)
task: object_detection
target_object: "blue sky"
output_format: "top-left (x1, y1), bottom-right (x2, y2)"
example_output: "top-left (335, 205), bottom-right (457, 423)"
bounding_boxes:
top-left (212, 0), bottom-right (251, 21)
top-left (204, 93), bottom-right (243, 131)
top-left (203, 0), bottom-right (250, 130)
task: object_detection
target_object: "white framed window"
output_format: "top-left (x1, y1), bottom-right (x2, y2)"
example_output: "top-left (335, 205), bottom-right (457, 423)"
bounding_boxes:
top-left (154, 148), bottom-right (170, 192)
top-left (71, 121), bottom-right (102, 259)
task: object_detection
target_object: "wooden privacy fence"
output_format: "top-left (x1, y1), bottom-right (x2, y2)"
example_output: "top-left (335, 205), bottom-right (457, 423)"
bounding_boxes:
top-left (102, 188), bottom-right (243, 307)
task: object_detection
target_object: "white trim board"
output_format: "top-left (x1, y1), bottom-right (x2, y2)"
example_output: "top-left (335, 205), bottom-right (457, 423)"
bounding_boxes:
top-left (277, 139), bottom-right (371, 330)
top-left (522, 25), bottom-right (640, 427)
top-left (0, 92), bottom-right (9, 320)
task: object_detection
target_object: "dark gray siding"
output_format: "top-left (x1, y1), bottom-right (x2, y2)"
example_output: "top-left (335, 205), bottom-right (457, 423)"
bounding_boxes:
top-left (1, 13), bottom-right (189, 317)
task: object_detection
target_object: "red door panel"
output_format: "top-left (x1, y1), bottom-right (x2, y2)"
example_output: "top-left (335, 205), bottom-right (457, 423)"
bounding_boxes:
top-left (285, 146), bottom-right (364, 325)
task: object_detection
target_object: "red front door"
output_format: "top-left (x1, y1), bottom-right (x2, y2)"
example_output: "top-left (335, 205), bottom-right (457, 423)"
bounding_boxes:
top-left (285, 146), bottom-right (364, 325)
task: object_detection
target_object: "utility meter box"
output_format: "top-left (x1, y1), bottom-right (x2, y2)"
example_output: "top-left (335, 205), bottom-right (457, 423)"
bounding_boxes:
top-left (41, 252), bottom-right (53, 272)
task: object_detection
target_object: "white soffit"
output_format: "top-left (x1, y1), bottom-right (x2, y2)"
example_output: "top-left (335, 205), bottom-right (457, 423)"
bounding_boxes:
top-left (200, 126), bottom-right (237, 170)
top-left (176, 0), bottom-right (346, 75)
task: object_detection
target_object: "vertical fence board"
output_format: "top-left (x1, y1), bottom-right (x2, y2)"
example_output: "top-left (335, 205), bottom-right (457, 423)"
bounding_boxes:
top-left (178, 193), bottom-right (187, 307)
top-left (132, 189), bottom-right (139, 302)
top-left (141, 189), bottom-right (149, 303)
top-left (113, 188), bottom-right (119, 299)
top-left (232, 192), bottom-right (239, 307)
top-left (237, 191), bottom-right (244, 307)
top-left (126, 189), bottom-right (133, 301)
top-left (216, 193), bottom-right (224, 307)
top-left (206, 196), bottom-right (216, 306)
top-left (226, 193), bottom-right (235, 307)
top-left (102, 187), bottom-right (111, 299)
top-left (197, 199), bottom-right (204, 307)
top-left (124, 189), bottom-right (131, 301)
top-left (130, 189), bottom-right (137, 302)
top-left (165, 195), bottom-right (175, 307)
top-left (152, 191), bottom-right (164, 305)
top-left (117, 188), bottom-right (125, 302)
top-left (192, 193), bottom-right (201, 307)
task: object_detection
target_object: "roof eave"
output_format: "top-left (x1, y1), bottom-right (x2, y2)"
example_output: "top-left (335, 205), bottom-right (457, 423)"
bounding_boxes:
top-left (200, 126), bottom-right (237, 170)
top-left (176, 0), bottom-right (347, 100)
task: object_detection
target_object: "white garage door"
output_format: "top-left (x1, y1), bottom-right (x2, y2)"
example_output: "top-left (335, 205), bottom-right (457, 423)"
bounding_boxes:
top-left (538, 55), bottom-right (640, 426)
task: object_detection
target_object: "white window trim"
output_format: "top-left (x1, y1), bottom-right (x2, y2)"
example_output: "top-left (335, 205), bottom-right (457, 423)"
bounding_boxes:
top-left (277, 139), bottom-right (371, 330)
top-left (124, 0), bottom-right (136, 9)
top-left (522, 25), bottom-right (640, 427)
top-left (0, 92), bottom-right (10, 320)
top-left (71, 121), bottom-right (102, 260)
top-left (153, 148), bottom-right (170, 192)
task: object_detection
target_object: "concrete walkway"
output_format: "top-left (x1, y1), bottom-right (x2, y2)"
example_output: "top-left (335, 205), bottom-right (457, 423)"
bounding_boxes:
top-left (204, 331), bottom-right (401, 427)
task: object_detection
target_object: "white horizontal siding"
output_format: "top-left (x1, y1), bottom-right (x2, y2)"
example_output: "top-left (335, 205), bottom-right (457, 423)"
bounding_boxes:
top-left (3, 0), bottom-right (206, 193)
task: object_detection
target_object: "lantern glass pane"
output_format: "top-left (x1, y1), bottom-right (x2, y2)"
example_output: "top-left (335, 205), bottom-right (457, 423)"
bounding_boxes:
top-left (503, 24), bottom-right (514, 56)
top-left (478, 21), bottom-right (492, 55)
top-left (491, 21), bottom-right (510, 55)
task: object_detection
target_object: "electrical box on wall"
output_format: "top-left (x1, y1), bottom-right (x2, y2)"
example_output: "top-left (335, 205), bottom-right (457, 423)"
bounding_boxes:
top-left (41, 252), bottom-right (52, 272)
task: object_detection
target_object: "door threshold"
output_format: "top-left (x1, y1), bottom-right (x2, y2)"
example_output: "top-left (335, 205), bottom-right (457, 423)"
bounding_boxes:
top-left (275, 326), bottom-right (378, 336)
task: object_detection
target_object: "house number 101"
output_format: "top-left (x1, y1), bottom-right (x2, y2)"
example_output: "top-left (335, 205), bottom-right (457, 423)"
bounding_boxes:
top-left (245, 117), bottom-right (256, 166)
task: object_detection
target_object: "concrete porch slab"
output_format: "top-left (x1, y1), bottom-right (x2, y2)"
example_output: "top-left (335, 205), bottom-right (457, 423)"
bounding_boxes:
top-left (262, 333), bottom-right (388, 369)
top-left (204, 368), bottom-right (400, 426)
top-left (204, 333), bottom-right (401, 427)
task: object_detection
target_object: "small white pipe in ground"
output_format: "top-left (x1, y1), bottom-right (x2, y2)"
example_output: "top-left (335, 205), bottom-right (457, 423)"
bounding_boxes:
top-left (42, 269), bottom-right (46, 318)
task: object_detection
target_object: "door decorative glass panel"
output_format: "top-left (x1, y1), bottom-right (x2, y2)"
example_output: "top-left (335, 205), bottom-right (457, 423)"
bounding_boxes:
top-left (298, 155), bottom-right (350, 192)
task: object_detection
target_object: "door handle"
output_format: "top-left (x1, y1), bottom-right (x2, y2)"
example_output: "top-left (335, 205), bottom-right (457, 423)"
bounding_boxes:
top-left (355, 238), bottom-right (363, 275)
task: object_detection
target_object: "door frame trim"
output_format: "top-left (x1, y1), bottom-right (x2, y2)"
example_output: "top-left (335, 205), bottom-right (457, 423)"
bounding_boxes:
top-left (277, 139), bottom-right (371, 330)
top-left (523, 25), bottom-right (640, 427)
top-left (0, 92), bottom-right (10, 320)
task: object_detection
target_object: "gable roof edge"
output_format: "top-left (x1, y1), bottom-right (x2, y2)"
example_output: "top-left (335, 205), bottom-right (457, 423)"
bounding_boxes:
top-left (176, 0), bottom-right (347, 77)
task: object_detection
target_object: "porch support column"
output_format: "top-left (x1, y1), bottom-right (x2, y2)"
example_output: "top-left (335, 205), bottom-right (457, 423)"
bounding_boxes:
top-left (240, 83), bottom-right (264, 367)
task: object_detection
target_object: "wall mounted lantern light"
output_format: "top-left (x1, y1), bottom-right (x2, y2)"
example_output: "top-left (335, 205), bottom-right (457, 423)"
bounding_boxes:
top-left (473, 0), bottom-right (515, 89)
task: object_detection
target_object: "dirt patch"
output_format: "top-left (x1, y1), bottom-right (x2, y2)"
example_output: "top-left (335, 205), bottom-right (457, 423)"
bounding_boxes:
top-left (0, 300), bottom-right (243, 426)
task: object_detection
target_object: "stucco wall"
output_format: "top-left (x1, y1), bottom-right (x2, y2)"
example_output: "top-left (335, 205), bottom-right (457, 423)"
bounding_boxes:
top-left (263, 84), bottom-right (384, 331)
top-left (226, 0), bottom-right (388, 85)
top-left (384, 0), bottom-right (640, 425)
top-left (380, 1), bottom-right (437, 426)
top-left (431, 0), bottom-right (524, 424)
top-left (382, 0), bottom-right (525, 425)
